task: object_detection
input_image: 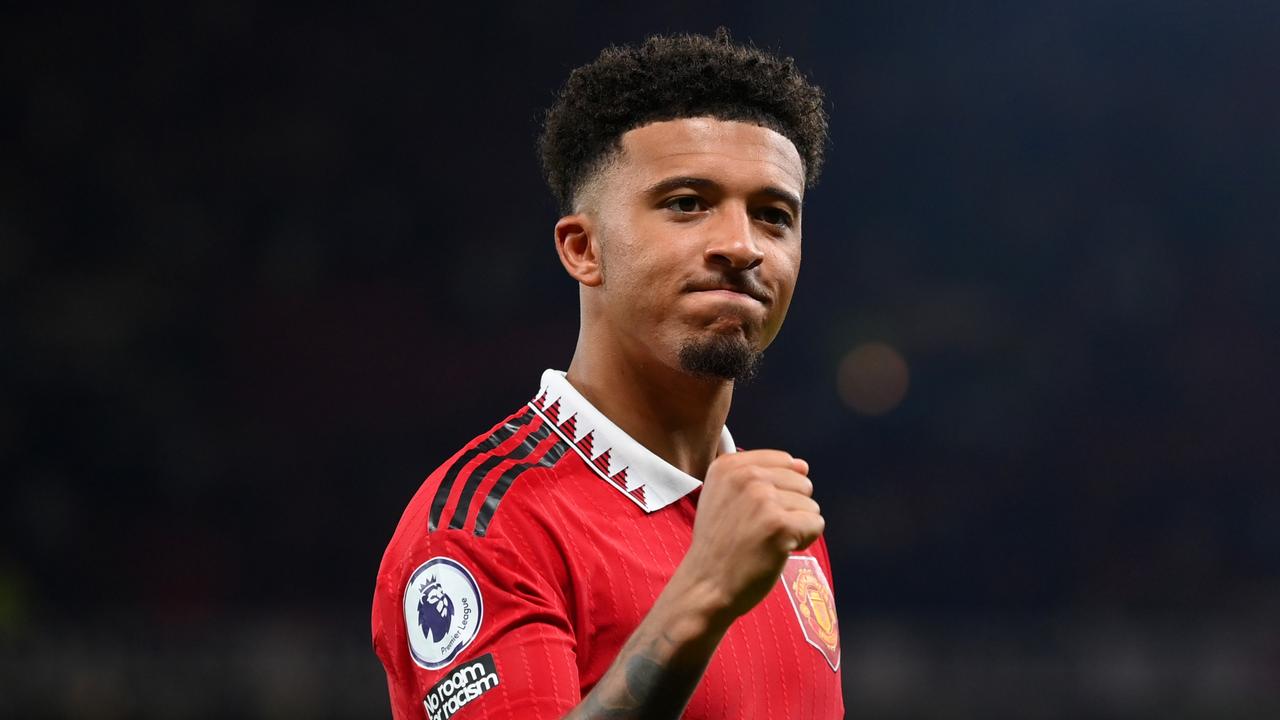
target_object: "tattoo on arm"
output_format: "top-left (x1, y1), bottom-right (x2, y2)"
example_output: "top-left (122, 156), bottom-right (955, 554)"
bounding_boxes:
top-left (566, 630), bottom-right (709, 719)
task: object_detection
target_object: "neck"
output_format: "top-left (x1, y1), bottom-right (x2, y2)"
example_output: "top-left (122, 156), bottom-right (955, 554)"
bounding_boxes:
top-left (565, 331), bottom-right (734, 481)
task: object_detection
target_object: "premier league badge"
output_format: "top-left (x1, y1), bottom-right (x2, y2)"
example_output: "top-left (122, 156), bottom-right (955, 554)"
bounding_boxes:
top-left (403, 557), bottom-right (484, 669)
top-left (781, 555), bottom-right (841, 671)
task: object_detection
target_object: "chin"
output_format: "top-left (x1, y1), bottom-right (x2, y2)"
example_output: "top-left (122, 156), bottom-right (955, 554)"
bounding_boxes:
top-left (676, 333), bottom-right (763, 383)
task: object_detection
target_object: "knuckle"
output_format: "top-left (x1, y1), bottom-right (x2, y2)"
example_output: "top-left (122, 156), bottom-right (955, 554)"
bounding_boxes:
top-left (740, 478), bottom-right (763, 497)
top-left (709, 454), bottom-right (739, 475)
top-left (761, 509), bottom-right (786, 533)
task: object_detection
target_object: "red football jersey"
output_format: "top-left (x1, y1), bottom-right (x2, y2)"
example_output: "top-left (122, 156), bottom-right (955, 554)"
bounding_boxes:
top-left (372, 370), bottom-right (844, 719)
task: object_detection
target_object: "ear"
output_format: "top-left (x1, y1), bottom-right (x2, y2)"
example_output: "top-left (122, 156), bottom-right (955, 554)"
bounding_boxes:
top-left (554, 213), bottom-right (604, 287)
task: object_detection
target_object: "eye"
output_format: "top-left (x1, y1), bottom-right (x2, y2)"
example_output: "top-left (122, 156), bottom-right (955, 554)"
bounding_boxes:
top-left (757, 206), bottom-right (794, 228)
top-left (665, 196), bottom-right (706, 213)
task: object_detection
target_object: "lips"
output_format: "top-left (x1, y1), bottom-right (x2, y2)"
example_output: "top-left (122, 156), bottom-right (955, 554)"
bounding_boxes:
top-left (697, 288), bottom-right (765, 305)
top-left (687, 280), bottom-right (771, 305)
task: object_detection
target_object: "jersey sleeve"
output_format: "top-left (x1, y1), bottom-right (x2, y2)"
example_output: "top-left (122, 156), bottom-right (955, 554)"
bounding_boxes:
top-left (372, 524), bottom-right (581, 720)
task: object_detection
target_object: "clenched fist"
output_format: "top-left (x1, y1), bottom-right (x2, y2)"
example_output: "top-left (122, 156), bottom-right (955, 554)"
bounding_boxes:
top-left (677, 449), bottom-right (825, 623)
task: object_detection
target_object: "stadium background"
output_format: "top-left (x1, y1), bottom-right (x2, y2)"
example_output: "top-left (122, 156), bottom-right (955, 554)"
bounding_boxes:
top-left (3, 2), bottom-right (1278, 718)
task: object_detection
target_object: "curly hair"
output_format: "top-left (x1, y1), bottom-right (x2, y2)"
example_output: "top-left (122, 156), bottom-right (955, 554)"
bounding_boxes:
top-left (538, 28), bottom-right (829, 215)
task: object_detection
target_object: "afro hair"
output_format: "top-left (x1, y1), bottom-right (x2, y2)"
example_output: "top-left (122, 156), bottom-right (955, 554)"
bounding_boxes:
top-left (538, 28), bottom-right (829, 215)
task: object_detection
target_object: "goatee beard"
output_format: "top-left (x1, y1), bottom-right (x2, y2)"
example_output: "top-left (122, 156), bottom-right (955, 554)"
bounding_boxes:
top-left (677, 334), bottom-right (762, 384)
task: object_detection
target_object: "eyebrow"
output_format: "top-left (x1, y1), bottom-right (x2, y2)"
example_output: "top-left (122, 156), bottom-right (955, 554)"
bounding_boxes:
top-left (642, 176), bottom-right (803, 217)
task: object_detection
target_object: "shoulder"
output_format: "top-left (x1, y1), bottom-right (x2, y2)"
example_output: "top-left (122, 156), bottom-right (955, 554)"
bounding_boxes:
top-left (371, 402), bottom-right (588, 652)
top-left (375, 402), bottom-right (587, 582)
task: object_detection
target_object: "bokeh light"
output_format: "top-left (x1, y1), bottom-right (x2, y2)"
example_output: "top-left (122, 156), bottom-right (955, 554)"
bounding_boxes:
top-left (837, 342), bottom-right (910, 416)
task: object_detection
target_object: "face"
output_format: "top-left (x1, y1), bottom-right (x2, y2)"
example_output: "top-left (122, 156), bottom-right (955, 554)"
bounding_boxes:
top-left (569, 117), bottom-right (805, 381)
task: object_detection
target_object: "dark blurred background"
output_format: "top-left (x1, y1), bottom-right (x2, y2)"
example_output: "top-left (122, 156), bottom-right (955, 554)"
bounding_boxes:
top-left (3, 1), bottom-right (1278, 718)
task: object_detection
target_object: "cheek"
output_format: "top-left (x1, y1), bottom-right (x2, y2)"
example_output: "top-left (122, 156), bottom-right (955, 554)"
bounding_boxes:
top-left (763, 249), bottom-right (801, 331)
top-left (599, 234), bottom-right (662, 311)
top-left (602, 222), bottom-right (682, 293)
top-left (774, 246), bottom-right (802, 298)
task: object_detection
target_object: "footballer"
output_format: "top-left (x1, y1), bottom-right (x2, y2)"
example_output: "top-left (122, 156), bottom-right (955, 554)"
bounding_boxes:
top-left (373, 29), bottom-right (842, 719)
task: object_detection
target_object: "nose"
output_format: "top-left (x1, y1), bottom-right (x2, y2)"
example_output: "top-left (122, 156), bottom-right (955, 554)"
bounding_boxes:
top-left (703, 204), bottom-right (765, 271)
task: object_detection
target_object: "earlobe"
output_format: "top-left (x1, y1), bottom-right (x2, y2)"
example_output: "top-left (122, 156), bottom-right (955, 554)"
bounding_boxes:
top-left (554, 214), bottom-right (604, 287)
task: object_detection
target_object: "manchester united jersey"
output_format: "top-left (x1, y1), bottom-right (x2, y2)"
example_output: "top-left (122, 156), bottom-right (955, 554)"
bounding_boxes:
top-left (372, 369), bottom-right (844, 719)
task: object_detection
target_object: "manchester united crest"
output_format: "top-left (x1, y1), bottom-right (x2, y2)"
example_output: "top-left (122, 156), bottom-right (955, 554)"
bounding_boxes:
top-left (780, 555), bottom-right (840, 671)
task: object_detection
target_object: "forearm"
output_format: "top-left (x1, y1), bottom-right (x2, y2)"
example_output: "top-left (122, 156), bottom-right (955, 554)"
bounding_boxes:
top-left (563, 570), bottom-right (733, 719)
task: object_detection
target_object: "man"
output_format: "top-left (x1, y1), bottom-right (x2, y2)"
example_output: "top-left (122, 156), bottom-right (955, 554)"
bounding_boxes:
top-left (372, 29), bottom-right (841, 719)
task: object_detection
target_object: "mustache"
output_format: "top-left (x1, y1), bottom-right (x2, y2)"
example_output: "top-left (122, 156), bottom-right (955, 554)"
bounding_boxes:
top-left (684, 275), bottom-right (772, 304)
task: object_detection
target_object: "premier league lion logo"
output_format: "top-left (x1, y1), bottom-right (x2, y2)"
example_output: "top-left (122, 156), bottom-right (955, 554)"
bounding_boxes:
top-left (403, 556), bottom-right (484, 669)
top-left (417, 576), bottom-right (453, 643)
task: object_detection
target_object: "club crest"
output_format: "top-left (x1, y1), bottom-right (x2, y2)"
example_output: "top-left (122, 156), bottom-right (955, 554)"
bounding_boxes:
top-left (780, 555), bottom-right (841, 671)
top-left (403, 557), bottom-right (483, 669)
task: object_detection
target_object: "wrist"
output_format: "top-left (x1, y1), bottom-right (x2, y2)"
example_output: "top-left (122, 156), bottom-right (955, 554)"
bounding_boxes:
top-left (657, 562), bottom-right (737, 644)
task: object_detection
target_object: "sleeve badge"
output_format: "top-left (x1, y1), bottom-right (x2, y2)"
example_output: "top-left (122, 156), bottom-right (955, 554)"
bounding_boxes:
top-left (403, 557), bottom-right (485, 669)
top-left (781, 554), bottom-right (841, 671)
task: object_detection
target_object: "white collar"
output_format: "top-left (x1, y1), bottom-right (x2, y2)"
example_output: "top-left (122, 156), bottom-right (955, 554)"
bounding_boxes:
top-left (529, 369), bottom-right (737, 513)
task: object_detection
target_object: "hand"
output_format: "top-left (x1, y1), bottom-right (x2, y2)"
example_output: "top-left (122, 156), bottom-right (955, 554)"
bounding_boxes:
top-left (678, 450), bottom-right (824, 624)
top-left (564, 450), bottom-right (824, 719)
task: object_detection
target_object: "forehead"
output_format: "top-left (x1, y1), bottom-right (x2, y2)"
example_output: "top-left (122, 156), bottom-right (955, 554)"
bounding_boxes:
top-left (612, 117), bottom-right (805, 196)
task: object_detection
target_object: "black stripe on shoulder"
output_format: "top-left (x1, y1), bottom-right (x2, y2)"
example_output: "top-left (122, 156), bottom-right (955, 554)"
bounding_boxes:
top-left (428, 408), bottom-right (534, 532)
top-left (472, 436), bottom-right (570, 537)
top-left (446, 421), bottom-right (553, 531)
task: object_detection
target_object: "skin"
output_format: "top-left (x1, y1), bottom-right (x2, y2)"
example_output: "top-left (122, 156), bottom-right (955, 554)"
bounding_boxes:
top-left (555, 116), bottom-right (805, 480)
top-left (552, 117), bottom-right (826, 719)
